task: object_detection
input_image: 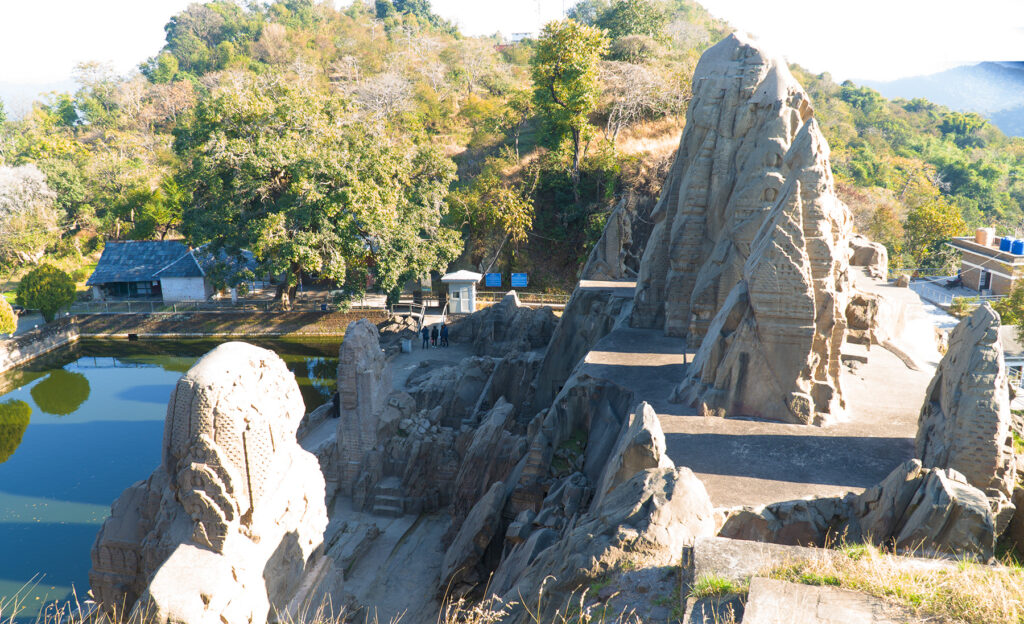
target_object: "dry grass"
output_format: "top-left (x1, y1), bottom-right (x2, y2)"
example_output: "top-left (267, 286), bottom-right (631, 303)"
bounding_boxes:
top-left (0, 580), bottom-right (642, 624)
top-left (768, 543), bottom-right (1024, 624)
top-left (614, 117), bottom-right (685, 158)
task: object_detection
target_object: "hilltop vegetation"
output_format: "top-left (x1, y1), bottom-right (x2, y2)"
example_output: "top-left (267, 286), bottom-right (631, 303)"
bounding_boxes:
top-left (0, 0), bottom-right (1022, 298)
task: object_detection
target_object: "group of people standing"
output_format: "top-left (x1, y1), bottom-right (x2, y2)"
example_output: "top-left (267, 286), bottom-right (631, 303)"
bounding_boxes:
top-left (421, 322), bottom-right (448, 348)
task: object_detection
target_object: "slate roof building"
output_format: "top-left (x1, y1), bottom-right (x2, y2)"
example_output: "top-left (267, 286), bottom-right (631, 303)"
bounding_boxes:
top-left (87, 240), bottom-right (213, 302)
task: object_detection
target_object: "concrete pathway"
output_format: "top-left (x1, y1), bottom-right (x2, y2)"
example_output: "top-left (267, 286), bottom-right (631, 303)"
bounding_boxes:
top-left (573, 274), bottom-right (941, 509)
top-left (387, 340), bottom-right (475, 391)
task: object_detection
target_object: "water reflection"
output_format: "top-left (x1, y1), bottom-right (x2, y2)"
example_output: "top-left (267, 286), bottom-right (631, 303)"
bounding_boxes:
top-left (30, 371), bottom-right (91, 416)
top-left (0, 400), bottom-right (31, 464)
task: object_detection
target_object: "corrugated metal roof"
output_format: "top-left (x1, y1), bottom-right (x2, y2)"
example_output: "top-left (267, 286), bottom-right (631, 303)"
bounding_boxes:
top-left (87, 240), bottom-right (199, 285)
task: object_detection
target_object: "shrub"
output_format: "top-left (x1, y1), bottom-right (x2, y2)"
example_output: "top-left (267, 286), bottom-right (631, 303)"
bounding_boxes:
top-left (16, 264), bottom-right (76, 322)
top-left (0, 297), bottom-right (15, 335)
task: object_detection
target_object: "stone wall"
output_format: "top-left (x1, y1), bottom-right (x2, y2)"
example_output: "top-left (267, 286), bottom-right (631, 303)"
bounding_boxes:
top-left (0, 318), bottom-right (80, 374)
top-left (74, 310), bottom-right (388, 337)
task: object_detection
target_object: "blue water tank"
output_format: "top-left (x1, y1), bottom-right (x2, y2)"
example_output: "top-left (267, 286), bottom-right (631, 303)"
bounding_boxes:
top-left (1000, 236), bottom-right (1013, 252)
top-left (1011, 239), bottom-right (1024, 255)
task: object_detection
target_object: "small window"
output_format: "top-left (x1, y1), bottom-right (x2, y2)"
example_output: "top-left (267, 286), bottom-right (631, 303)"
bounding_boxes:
top-left (451, 290), bottom-right (460, 299)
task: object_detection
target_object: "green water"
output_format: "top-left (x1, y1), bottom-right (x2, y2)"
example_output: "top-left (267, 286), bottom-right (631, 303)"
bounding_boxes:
top-left (0, 339), bottom-right (340, 617)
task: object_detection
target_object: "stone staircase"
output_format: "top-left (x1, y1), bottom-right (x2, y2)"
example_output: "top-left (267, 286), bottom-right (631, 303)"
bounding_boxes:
top-left (371, 477), bottom-right (405, 517)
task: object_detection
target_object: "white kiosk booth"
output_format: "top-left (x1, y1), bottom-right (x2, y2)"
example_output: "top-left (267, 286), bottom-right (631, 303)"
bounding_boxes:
top-left (441, 270), bottom-right (482, 313)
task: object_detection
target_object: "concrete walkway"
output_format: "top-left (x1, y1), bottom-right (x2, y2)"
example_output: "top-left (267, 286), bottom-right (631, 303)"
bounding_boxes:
top-left (574, 275), bottom-right (941, 509)
top-left (387, 340), bottom-right (475, 391)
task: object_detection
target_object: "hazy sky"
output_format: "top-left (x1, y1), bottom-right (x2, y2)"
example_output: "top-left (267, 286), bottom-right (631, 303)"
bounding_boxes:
top-left (1, 0), bottom-right (1022, 87)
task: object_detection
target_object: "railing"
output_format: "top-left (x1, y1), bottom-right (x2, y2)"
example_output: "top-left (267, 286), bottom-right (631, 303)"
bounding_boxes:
top-left (475, 291), bottom-right (570, 305)
top-left (69, 298), bottom-right (383, 315)
top-left (905, 276), bottom-right (1005, 308)
top-left (389, 302), bottom-right (427, 329)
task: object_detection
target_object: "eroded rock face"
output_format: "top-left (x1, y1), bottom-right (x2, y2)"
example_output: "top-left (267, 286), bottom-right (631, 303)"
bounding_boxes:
top-left (532, 287), bottom-right (631, 411)
top-left (849, 234), bottom-right (888, 280)
top-left (581, 193), bottom-right (655, 282)
top-left (854, 459), bottom-right (996, 560)
top-left (672, 118), bottom-right (852, 425)
top-left (495, 467), bottom-right (714, 617)
top-left (448, 291), bottom-right (556, 357)
top-left (90, 342), bottom-right (328, 624)
top-left (916, 304), bottom-right (1017, 530)
top-left (631, 33), bottom-right (826, 341)
top-left (484, 396), bottom-right (714, 618)
top-left (337, 319), bottom-right (393, 495)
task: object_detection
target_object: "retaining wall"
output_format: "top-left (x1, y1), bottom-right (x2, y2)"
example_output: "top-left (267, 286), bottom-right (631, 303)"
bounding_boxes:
top-left (0, 318), bottom-right (81, 374)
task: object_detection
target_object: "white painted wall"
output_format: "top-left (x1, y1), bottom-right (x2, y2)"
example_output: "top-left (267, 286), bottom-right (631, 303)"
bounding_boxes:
top-left (160, 277), bottom-right (210, 302)
top-left (447, 282), bottom-right (476, 313)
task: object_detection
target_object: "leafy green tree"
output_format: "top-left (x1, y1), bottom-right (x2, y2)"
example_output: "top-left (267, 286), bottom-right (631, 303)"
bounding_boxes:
top-left (0, 399), bottom-right (31, 464)
top-left (141, 52), bottom-right (180, 84)
top-left (902, 200), bottom-right (967, 270)
top-left (566, 0), bottom-right (609, 25)
top-left (992, 283), bottom-right (1024, 327)
top-left (16, 264), bottom-right (76, 322)
top-left (939, 112), bottom-right (987, 139)
top-left (596, 0), bottom-right (668, 41)
top-left (531, 19), bottom-right (609, 198)
top-left (176, 73), bottom-right (462, 302)
top-left (450, 156), bottom-right (535, 250)
top-left (31, 370), bottom-right (90, 416)
top-left (0, 297), bottom-right (15, 335)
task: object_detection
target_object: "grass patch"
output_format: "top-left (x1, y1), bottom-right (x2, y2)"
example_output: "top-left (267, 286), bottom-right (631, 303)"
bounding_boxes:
top-left (688, 575), bottom-right (748, 599)
top-left (1012, 431), bottom-right (1024, 456)
top-left (766, 543), bottom-right (1024, 624)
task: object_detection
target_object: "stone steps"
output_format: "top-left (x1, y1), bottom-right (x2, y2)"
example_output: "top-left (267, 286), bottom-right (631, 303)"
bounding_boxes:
top-left (371, 479), bottom-right (406, 516)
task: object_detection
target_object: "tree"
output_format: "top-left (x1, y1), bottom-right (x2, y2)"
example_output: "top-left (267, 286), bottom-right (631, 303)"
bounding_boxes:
top-left (531, 20), bottom-right (609, 198)
top-left (902, 200), bottom-right (967, 270)
top-left (566, 0), bottom-right (609, 25)
top-left (0, 297), bottom-right (15, 335)
top-left (596, 0), bottom-right (668, 41)
top-left (16, 264), bottom-right (76, 322)
top-left (992, 283), bottom-right (1024, 328)
top-left (449, 155), bottom-right (535, 256)
top-left (31, 370), bottom-right (90, 415)
top-left (0, 164), bottom-right (60, 267)
top-left (0, 399), bottom-right (31, 465)
top-left (176, 72), bottom-right (462, 302)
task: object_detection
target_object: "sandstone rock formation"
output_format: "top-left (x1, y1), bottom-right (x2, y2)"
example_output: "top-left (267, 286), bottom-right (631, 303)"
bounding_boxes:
top-left (491, 396), bottom-right (716, 617)
top-left (631, 33), bottom-right (850, 344)
top-left (336, 319), bottom-right (393, 495)
top-left (90, 342), bottom-right (328, 624)
top-left (672, 117), bottom-right (852, 425)
top-left (849, 234), bottom-right (888, 280)
top-left (532, 286), bottom-right (631, 410)
top-left (580, 193), bottom-right (655, 282)
top-left (854, 459), bottom-right (996, 560)
top-left (915, 304), bottom-right (1017, 530)
top-left (448, 291), bottom-right (556, 357)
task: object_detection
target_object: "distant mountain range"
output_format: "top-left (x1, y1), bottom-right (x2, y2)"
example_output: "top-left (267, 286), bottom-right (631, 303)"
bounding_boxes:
top-left (862, 62), bottom-right (1024, 137)
top-left (0, 80), bottom-right (76, 117)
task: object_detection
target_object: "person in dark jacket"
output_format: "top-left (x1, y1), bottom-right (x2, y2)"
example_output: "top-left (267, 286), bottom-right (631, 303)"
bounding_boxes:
top-left (421, 325), bottom-right (430, 349)
top-left (431, 324), bottom-right (439, 347)
top-left (440, 323), bottom-right (449, 347)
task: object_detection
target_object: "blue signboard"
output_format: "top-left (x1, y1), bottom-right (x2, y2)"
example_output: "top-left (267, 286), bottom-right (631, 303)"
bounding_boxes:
top-left (510, 272), bottom-right (528, 288)
top-left (485, 272), bottom-right (502, 287)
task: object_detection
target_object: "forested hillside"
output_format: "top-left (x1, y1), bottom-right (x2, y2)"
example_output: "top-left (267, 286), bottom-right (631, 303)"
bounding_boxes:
top-left (1, 0), bottom-right (1022, 299)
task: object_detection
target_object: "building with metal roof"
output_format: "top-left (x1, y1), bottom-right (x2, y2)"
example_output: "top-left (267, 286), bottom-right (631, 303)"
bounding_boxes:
top-left (87, 240), bottom-right (212, 302)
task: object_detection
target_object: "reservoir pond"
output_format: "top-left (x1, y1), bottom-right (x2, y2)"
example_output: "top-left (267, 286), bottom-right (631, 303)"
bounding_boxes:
top-left (0, 338), bottom-right (340, 617)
